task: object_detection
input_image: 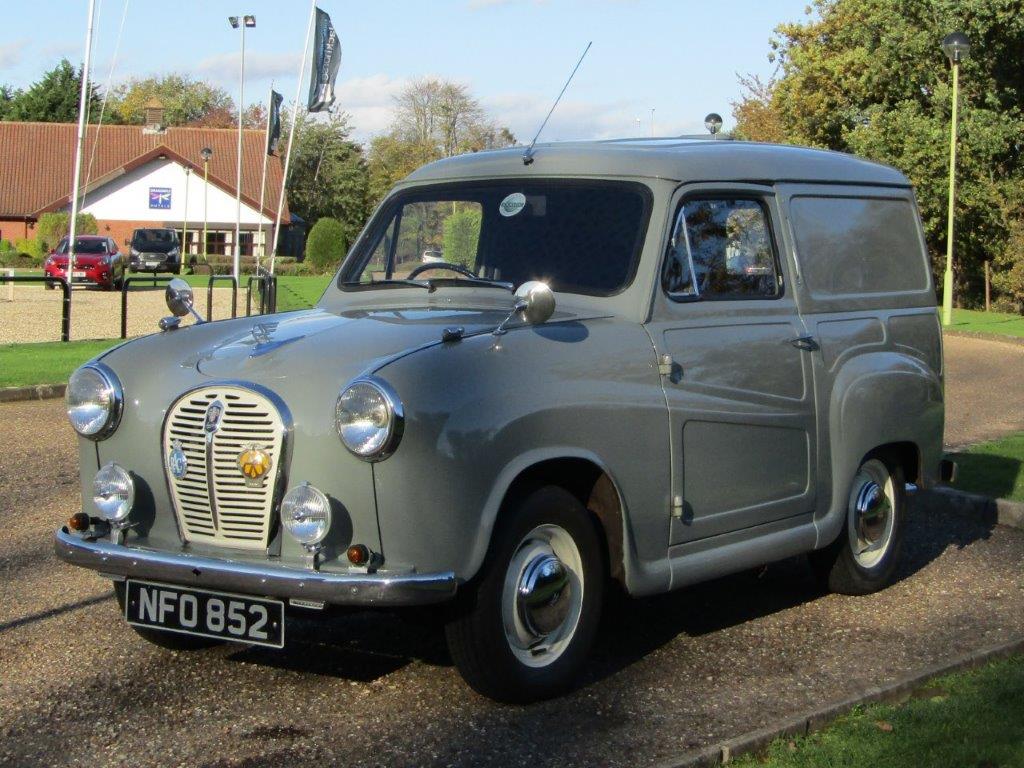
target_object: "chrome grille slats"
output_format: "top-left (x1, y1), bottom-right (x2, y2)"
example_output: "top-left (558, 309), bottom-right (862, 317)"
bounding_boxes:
top-left (162, 385), bottom-right (284, 550)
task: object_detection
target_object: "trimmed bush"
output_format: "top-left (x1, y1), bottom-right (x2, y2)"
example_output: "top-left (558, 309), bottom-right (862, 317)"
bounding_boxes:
top-left (36, 212), bottom-right (99, 253)
top-left (305, 217), bottom-right (347, 274)
top-left (14, 237), bottom-right (44, 263)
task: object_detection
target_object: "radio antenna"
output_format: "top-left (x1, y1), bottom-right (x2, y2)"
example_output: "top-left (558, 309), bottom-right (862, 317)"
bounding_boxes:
top-left (522, 41), bottom-right (592, 165)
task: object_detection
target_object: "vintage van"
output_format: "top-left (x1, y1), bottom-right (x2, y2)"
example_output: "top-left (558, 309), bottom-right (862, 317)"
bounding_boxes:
top-left (56, 140), bottom-right (950, 702)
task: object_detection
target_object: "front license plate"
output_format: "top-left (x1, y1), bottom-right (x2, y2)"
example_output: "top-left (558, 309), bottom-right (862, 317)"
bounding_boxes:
top-left (124, 580), bottom-right (284, 648)
top-left (145, 261), bottom-right (160, 268)
top-left (72, 271), bottom-right (87, 278)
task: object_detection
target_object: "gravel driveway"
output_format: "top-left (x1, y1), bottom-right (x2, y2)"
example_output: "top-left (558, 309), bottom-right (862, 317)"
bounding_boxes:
top-left (1, 337), bottom-right (1022, 767)
top-left (0, 283), bottom-right (240, 343)
top-left (943, 334), bottom-right (1024, 449)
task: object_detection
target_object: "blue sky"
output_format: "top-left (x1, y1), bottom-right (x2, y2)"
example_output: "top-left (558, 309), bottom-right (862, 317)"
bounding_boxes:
top-left (1, 0), bottom-right (813, 142)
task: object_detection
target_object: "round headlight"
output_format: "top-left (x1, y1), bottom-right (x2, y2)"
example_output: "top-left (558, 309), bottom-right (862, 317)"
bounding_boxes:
top-left (334, 378), bottom-right (403, 460)
top-left (281, 483), bottom-right (331, 546)
top-left (66, 364), bottom-right (122, 439)
top-left (93, 462), bottom-right (134, 523)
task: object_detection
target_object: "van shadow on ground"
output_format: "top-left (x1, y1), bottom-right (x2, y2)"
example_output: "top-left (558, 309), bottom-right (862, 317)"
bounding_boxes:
top-left (225, 497), bottom-right (995, 694)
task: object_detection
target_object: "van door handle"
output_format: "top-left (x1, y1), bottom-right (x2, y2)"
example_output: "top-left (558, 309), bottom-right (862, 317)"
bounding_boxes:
top-left (789, 335), bottom-right (819, 352)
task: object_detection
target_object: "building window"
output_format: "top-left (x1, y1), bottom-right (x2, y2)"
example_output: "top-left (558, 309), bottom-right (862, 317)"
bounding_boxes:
top-left (205, 231), bottom-right (229, 256)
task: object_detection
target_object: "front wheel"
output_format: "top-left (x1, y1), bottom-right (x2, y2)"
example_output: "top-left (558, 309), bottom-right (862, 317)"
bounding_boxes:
top-left (811, 455), bottom-right (905, 595)
top-left (445, 486), bottom-right (604, 703)
top-left (113, 581), bottom-right (221, 651)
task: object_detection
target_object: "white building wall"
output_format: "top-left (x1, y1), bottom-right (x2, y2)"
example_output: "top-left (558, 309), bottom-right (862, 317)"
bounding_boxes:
top-left (78, 158), bottom-right (271, 226)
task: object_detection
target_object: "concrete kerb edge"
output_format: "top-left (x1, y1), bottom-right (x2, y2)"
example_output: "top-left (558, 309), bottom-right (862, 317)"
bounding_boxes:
top-left (924, 485), bottom-right (1024, 530)
top-left (652, 637), bottom-right (1024, 768)
top-left (943, 329), bottom-right (1024, 347)
top-left (0, 383), bottom-right (66, 403)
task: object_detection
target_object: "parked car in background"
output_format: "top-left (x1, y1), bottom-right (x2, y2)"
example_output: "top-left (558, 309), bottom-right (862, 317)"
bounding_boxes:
top-left (56, 140), bottom-right (950, 703)
top-left (44, 235), bottom-right (124, 290)
top-left (128, 228), bottom-right (181, 274)
top-left (421, 248), bottom-right (444, 263)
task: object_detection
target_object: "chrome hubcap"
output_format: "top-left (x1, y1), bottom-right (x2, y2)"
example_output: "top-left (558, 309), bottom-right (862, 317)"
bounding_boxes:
top-left (501, 524), bottom-right (583, 668)
top-left (847, 459), bottom-right (896, 569)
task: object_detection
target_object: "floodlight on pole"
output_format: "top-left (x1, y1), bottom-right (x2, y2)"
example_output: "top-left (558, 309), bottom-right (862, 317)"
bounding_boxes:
top-left (940, 31), bottom-right (970, 327)
top-left (228, 13), bottom-right (255, 283)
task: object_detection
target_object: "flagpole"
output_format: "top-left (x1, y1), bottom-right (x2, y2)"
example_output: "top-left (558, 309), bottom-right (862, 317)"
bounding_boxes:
top-left (270, 0), bottom-right (316, 275)
top-left (255, 81), bottom-right (273, 272)
top-left (66, 0), bottom-right (97, 334)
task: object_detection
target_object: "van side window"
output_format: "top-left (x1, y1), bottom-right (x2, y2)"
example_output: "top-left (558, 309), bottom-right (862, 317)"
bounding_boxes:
top-left (789, 196), bottom-right (930, 297)
top-left (663, 198), bottom-right (780, 300)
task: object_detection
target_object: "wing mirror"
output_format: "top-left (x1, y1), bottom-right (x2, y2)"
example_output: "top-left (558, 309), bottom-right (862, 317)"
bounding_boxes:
top-left (160, 278), bottom-right (206, 331)
top-left (494, 281), bottom-right (555, 335)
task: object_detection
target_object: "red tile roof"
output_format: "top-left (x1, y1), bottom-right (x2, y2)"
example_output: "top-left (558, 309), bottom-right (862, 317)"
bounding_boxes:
top-left (0, 122), bottom-right (289, 220)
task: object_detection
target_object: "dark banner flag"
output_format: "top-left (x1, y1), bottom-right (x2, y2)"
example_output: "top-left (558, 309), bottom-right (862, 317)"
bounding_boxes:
top-left (307, 7), bottom-right (341, 113)
top-left (266, 90), bottom-right (284, 155)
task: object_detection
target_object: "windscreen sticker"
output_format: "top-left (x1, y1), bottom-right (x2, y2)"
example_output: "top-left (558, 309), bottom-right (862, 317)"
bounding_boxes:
top-left (499, 192), bottom-right (527, 217)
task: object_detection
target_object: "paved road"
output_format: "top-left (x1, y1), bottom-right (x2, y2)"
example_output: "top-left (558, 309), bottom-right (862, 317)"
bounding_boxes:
top-left (1, 336), bottom-right (1023, 767)
top-left (943, 334), bottom-right (1024, 449)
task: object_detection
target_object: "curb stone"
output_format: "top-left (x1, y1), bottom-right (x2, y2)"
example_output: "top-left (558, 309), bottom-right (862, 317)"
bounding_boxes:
top-left (652, 637), bottom-right (1024, 767)
top-left (921, 486), bottom-right (1024, 530)
top-left (0, 383), bottom-right (66, 403)
top-left (944, 329), bottom-right (1024, 347)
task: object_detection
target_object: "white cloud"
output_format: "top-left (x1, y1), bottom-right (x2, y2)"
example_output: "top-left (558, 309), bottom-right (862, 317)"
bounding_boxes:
top-left (333, 74), bottom-right (410, 139)
top-left (0, 39), bottom-right (28, 68)
top-left (196, 52), bottom-right (302, 82)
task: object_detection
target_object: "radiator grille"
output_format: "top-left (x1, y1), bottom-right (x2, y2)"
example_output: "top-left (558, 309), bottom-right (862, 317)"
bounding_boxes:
top-left (163, 386), bottom-right (285, 550)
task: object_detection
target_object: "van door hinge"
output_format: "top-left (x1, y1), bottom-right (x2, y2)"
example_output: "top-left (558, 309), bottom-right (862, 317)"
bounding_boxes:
top-left (658, 354), bottom-right (674, 376)
top-left (672, 495), bottom-right (684, 519)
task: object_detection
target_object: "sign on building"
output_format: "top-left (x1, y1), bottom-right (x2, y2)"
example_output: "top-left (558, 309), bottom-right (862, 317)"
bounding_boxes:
top-left (149, 187), bottom-right (172, 209)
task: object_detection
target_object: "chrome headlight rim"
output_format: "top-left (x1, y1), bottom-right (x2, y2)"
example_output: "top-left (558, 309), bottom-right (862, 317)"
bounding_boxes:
top-left (334, 376), bottom-right (404, 462)
top-left (66, 362), bottom-right (123, 441)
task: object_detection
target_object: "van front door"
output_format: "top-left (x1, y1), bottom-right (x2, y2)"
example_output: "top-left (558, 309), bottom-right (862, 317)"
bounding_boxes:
top-left (646, 186), bottom-right (817, 546)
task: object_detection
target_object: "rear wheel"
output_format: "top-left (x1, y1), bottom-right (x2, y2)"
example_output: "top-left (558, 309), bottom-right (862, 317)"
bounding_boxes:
top-left (445, 486), bottom-right (604, 703)
top-left (811, 455), bottom-right (905, 595)
top-left (113, 581), bottom-right (220, 651)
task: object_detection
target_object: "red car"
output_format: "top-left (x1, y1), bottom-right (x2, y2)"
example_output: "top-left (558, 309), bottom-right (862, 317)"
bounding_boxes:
top-left (44, 235), bottom-right (126, 290)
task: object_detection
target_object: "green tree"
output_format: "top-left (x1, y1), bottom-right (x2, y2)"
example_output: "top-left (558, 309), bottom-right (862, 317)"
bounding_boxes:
top-left (0, 85), bottom-right (16, 120)
top-left (443, 208), bottom-right (482, 267)
top-left (748, 0), bottom-right (1024, 309)
top-left (36, 212), bottom-right (99, 252)
top-left (285, 110), bottom-right (369, 248)
top-left (304, 216), bottom-right (347, 273)
top-left (109, 74), bottom-right (234, 126)
top-left (5, 60), bottom-right (99, 123)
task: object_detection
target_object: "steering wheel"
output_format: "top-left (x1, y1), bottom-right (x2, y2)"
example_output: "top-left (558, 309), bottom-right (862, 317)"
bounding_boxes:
top-left (406, 262), bottom-right (477, 280)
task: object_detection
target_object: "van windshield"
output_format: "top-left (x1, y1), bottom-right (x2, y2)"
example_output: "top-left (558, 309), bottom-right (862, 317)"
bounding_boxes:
top-left (340, 181), bottom-right (650, 296)
top-left (132, 229), bottom-right (178, 252)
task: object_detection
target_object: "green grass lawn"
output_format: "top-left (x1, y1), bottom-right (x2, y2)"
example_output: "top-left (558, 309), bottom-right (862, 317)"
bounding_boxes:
top-left (951, 432), bottom-right (1024, 502)
top-left (179, 273), bottom-right (330, 312)
top-left (733, 654), bottom-right (1024, 768)
top-left (0, 339), bottom-right (119, 388)
top-left (948, 308), bottom-right (1024, 338)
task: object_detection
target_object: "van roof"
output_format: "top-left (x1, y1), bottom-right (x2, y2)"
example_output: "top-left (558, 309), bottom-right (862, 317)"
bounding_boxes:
top-left (404, 139), bottom-right (910, 188)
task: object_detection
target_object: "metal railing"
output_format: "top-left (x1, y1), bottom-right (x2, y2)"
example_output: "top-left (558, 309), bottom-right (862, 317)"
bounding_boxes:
top-left (245, 274), bottom-right (277, 316)
top-left (120, 275), bottom-right (177, 339)
top-left (206, 274), bottom-right (238, 321)
top-left (1, 274), bottom-right (71, 341)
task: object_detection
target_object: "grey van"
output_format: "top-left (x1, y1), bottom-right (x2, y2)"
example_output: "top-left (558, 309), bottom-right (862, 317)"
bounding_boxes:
top-left (56, 140), bottom-right (949, 703)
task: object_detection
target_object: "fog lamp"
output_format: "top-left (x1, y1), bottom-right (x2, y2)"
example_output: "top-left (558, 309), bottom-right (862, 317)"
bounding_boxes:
top-left (281, 483), bottom-right (331, 547)
top-left (92, 462), bottom-right (134, 524)
top-left (68, 512), bottom-right (91, 532)
top-left (347, 544), bottom-right (369, 566)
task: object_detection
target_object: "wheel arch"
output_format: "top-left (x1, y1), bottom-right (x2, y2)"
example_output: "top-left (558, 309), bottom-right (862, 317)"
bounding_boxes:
top-left (475, 449), bottom-right (631, 590)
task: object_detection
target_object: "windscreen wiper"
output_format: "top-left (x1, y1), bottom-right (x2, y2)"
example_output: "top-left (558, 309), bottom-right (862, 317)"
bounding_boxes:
top-left (426, 277), bottom-right (514, 292)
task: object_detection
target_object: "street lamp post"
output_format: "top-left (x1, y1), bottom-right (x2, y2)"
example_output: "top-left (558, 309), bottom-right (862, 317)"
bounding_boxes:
top-left (201, 147), bottom-right (213, 261)
top-left (940, 31), bottom-right (970, 327)
top-left (181, 166), bottom-right (191, 269)
top-left (229, 14), bottom-right (256, 283)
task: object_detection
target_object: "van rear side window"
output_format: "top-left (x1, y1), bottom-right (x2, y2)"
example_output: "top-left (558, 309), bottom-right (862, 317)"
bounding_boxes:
top-left (790, 196), bottom-right (929, 297)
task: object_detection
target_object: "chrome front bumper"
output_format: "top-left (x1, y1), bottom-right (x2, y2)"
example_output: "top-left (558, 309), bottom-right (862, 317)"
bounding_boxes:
top-left (54, 528), bottom-right (457, 607)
